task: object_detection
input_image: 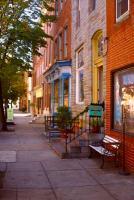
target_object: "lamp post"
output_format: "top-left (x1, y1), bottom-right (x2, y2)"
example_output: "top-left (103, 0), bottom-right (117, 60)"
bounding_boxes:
top-left (119, 104), bottom-right (130, 175)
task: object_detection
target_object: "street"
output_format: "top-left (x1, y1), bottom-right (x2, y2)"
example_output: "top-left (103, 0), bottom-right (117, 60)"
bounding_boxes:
top-left (0, 113), bottom-right (133, 200)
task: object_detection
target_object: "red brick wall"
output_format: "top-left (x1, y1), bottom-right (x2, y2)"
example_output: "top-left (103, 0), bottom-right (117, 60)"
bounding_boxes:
top-left (44, 0), bottom-right (72, 110)
top-left (106, 0), bottom-right (134, 172)
top-left (52, 0), bottom-right (72, 63)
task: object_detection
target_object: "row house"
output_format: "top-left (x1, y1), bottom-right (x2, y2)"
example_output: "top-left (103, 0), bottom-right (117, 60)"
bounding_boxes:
top-left (71, 0), bottom-right (106, 115)
top-left (106, 0), bottom-right (134, 172)
top-left (32, 48), bottom-right (44, 115)
top-left (43, 0), bottom-right (72, 115)
top-left (19, 72), bottom-right (32, 113)
top-left (31, 0), bottom-right (134, 172)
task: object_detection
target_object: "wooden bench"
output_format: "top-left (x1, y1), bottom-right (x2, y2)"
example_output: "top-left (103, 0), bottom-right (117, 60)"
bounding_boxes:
top-left (89, 135), bottom-right (121, 168)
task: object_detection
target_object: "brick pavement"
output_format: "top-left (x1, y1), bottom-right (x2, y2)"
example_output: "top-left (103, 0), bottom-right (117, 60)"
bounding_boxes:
top-left (0, 113), bottom-right (134, 200)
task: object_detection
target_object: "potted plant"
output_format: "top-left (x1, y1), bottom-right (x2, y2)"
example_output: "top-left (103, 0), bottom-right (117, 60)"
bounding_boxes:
top-left (90, 118), bottom-right (100, 133)
top-left (56, 106), bottom-right (72, 138)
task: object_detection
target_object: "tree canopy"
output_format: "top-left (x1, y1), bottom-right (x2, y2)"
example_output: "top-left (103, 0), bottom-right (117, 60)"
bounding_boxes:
top-left (0, 0), bottom-right (55, 73)
top-left (0, 0), bottom-right (55, 130)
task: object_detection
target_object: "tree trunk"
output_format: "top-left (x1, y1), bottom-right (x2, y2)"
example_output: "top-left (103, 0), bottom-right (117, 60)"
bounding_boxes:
top-left (0, 79), bottom-right (7, 131)
top-left (5, 99), bottom-right (9, 120)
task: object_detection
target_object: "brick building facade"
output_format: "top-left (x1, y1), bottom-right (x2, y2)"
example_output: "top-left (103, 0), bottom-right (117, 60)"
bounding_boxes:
top-left (71, 0), bottom-right (106, 116)
top-left (32, 49), bottom-right (44, 116)
top-left (106, 0), bottom-right (134, 172)
top-left (43, 0), bottom-right (72, 115)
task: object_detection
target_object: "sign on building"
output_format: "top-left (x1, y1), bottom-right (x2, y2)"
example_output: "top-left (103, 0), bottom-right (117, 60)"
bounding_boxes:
top-left (88, 104), bottom-right (103, 117)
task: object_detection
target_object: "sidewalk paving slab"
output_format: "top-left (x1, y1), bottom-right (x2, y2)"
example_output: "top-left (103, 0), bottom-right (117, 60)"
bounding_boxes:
top-left (47, 170), bottom-right (98, 188)
top-left (17, 189), bottom-right (56, 200)
top-left (3, 171), bottom-right (51, 189)
top-left (7, 162), bottom-right (43, 172)
top-left (55, 185), bottom-right (115, 200)
top-left (86, 168), bottom-right (134, 185)
top-left (41, 159), bottom-right (82, 171)
top-left (0, 112), bottom-right (134, 200)
top-left (0, 189), bottom-right (16, 200)
top-left (103, 182), bottom-right (134, 200)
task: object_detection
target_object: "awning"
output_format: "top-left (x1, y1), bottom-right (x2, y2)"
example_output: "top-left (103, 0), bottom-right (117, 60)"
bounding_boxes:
top-left (60, 72), bottom-right (71, 79)
top-left (44, 60), bottom-right (72, 83)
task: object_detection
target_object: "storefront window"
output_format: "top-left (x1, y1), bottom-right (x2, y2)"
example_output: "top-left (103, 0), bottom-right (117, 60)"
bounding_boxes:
top-left (64, 78), bottom-right (69, 107)
top-left (114, 67), bottom-right (134, 134)
top-left (54, 80), bottom-right (59, 112)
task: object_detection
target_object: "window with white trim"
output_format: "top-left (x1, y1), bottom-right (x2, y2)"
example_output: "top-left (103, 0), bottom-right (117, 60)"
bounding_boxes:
top-left (76, 0), bottom-right (80, 28)
top-left (64, 26), bottom-right (68, 58)
top-left (55, 0), bottom-right (58, 16)
top-left (89, 0), bottom-right (96, 14)
top-left (54, 39), bottom-right (58, 60)
top-left (116, 0), bottom-right (129, 21)
top-left (60, 0), bottom-right (63, 12)
top-left (76, 48), bottom-right (84, 103)
top-left (59, 33), bottom-right (62, 60)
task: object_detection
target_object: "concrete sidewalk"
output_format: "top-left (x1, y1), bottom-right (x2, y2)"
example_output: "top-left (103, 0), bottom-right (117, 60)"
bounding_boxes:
top-left (0, 113), bottom-right (133, 200)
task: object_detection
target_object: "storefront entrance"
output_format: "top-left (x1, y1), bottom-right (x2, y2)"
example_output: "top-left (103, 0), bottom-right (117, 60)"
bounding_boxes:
top-left (51, 77), bottom-right (70, 114)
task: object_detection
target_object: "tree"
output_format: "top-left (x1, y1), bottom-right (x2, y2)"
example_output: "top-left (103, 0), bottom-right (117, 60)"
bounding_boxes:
top-left (1, 70), bottom-right (27, 119)
top-left (0, 0), bottom-right (55, 130)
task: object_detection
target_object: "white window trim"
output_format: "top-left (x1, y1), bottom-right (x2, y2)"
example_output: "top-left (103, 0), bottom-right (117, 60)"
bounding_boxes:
top-left (116, 0), bottom-right (130, 23)
top-left (76, 47), bottom-right (84, 104)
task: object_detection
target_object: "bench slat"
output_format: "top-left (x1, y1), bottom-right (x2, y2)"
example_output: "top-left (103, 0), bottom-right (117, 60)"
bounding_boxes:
top-left (89, 145), bottom-right (115, 156)
top-left (104, 135), bottom-right (119, 143)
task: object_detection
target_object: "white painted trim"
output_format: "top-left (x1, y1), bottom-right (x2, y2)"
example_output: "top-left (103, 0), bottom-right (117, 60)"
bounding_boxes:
top-left (116, 0), bottom-right (130, 23)
top-left (75, 46), bottom-right (85, 104)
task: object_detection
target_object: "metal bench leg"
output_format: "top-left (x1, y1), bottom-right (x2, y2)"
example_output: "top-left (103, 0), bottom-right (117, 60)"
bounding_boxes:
top-left (88, 147), bottom-right (92, 158)
top-left (114, 153), bottom-right (119, 167)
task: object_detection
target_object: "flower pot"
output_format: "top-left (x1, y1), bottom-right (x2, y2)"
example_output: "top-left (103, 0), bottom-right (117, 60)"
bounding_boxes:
top-left (60, 132), bottom-right (68, 139)
top-left (92, 126), bottom-right (100, 133)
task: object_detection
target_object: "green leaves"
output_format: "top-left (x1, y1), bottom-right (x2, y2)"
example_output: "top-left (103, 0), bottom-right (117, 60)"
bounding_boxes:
top-left (0, 0), bottom-right (55, 104)
top-left (0, 0), bottom-right (55, 72)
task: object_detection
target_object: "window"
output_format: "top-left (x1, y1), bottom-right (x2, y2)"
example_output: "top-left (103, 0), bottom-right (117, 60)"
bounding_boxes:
top-left (54, 80), bottom-right (59, 112)
top-left (64, 26), bottom-right (68, 58)
top-left (49, 40), bottom-right (51, 64)
top-left (92, 30), bottom-right (103, 103)
top-left (76, 0), bottom-right (80, 28)
top-left (76, 48), bottom-right (84, 103)
top-left (64, 78), bottom-right (69, 107)
top-left (78, 70), bottom-right (84, 102)
top-left (98, 36), bottom-right (103, 57)
top-left (113, 67), bottom-right (134, 134)
top-left (116, 0), bottom-right (129, 21)
top-left (55, 39), bottom-right (58, 60)
top-left (59, 33), bottom-right (62, 60)
top-left (98, 66), bottom-right (103, 103)
top-left (55, 0), bottom-right (58, 16)
top-left (78, 48), bottom-right (84, 68)
top-left (60, 0), bottom-right (63, 12)
top-left (89, 0), bottom-right (96, 14)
